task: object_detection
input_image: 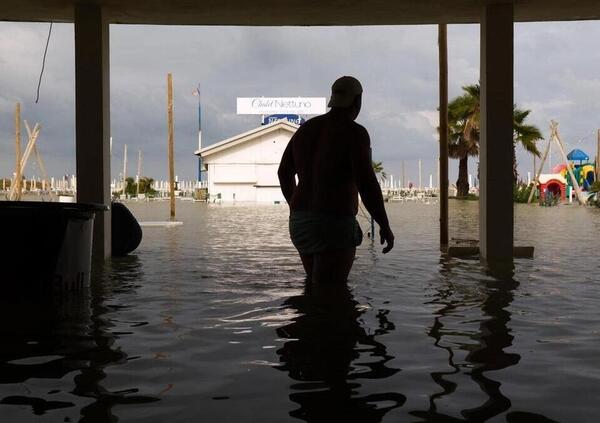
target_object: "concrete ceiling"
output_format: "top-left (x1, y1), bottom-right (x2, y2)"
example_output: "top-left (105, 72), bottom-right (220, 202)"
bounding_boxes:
top-left (2, 0), bottom-right (600, 25)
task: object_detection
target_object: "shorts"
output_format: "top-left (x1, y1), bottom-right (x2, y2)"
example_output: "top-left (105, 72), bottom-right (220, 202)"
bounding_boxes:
top-left (289, 210), bottom-right (363, 255)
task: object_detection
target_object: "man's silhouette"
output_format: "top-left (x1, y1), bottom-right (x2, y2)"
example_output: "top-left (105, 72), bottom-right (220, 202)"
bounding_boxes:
top-left (278, 76), bottom-right (394, 283)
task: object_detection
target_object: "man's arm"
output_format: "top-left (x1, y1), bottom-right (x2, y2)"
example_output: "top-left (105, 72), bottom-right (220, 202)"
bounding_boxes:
top-left (278, 139), bottom-right (296, 204)
top-left (353, 127), bottom-right (394, 253)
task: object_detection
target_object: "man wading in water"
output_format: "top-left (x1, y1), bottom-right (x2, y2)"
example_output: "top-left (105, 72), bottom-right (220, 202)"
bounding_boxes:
top-left (278, 76), bottom-right (394, 284)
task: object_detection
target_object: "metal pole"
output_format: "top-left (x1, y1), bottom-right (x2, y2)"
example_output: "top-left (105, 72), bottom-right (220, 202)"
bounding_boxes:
top-left (167, 73), bottom-right (176, 219)
top-left (122, 143), bottom-right (127, 196)
top-left (194, 85), bottom-right (204, 182)
top-left (438, 23), bottom-right (449, 248)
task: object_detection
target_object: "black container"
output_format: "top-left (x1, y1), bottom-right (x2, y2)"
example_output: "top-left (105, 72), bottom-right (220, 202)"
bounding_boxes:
top-left (0, 201), bottom-right (106, 293)
top-left (111, 202), bottom-right (142, 256)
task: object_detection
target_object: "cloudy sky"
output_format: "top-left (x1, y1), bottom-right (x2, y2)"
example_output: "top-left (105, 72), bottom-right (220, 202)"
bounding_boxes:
top-left (1, 21), bottom-right (600, 185)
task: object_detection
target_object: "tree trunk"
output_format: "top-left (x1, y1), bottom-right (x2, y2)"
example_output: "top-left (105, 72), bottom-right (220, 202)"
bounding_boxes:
top-left (512, 143), bottom-right (519, 185)
top-left (456, 156), bottom-right (470, 197)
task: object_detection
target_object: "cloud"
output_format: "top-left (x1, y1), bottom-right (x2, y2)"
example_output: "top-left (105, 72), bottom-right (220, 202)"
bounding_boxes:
top-left (521, 99), bottom-right (576, 113)
top-left (1, 21), bottom-right (600, 185)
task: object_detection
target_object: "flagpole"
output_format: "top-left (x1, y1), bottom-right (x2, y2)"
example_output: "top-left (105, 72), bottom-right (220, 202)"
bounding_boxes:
top-left (194, 85), bottom-right (204, 182)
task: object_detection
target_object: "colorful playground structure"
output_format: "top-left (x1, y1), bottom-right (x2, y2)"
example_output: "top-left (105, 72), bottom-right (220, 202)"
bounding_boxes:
top-left (538, 148), bottom-right (597, 203)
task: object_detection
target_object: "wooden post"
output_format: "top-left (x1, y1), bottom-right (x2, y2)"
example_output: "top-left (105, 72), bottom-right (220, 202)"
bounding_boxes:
top-left (553, 121), bottom-right (586, 204)
top-left (548, 139), bottom-right (552, 172)
top-left (438, 23), bottom-right (449, 248)
top-left (167, 73), bottom-right (176, 219)
top-left (528, 137), bottom-right (551, 203)
top-left (9, 122), bottom-right (41, 200)
top-left (33, 142), bottom-right (55, 201)
top-left (15, 103), bottom-right (22, 200)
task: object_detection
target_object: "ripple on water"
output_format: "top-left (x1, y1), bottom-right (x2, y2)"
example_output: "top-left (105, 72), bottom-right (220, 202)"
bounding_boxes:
top-left (1, 201), bottom-right (599, 422)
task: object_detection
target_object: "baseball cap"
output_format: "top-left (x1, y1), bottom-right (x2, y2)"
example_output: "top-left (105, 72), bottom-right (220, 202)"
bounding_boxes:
top-left (327, 76), bottom-right (363, 108)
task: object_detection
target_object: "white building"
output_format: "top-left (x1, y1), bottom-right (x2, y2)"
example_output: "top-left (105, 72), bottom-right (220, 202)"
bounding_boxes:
top-left (195, 120), bottom-right (298, 202)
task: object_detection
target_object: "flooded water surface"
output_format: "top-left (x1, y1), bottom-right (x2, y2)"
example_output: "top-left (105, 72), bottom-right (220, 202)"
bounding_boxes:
top-left (1, 201), bottom-right (600, 422)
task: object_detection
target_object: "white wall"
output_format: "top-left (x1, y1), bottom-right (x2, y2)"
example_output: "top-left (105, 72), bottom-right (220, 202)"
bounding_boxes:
top-left (213, 183), bottom-right (255, 201)
top-left (204, 127), bottom-right (293, 202)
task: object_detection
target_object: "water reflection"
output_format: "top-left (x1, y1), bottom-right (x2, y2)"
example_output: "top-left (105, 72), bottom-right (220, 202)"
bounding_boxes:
top-left (276, 281), bottom-right (405, 422)
top-left (0, 255), bottom-right (158, 421)
top-left (462, 276), bottom-right (519, 421)
top-left (413, 257), bottom-right (557, 422)
top-left (77, 256), bottom-right (159, 422)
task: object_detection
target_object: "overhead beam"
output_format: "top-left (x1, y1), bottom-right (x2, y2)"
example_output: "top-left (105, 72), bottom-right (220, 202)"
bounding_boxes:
top-left (479, 2), bottom-right (514, 264)
top-left (3, 0), bottom-right (600, 25)
top-left (75, 3), bottom-right (111, 258)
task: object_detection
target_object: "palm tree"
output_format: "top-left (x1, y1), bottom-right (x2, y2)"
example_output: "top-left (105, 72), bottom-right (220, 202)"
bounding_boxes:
top-left (513, 107), bottom-right (543, 183)
top-left (448, 84), bottom-right (480, 197)
top-left (372, 160), bottom-right (387, 182)
top-left (447, 84), bottom-right (543, 196)
top-left (124, 176), bottom-right (136, 196)
top-left (138, 176), bottom-right (155, 194)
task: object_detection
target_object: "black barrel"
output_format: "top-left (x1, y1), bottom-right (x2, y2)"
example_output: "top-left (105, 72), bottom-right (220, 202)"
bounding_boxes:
top-left (0, 201), bottom-right (106, 293)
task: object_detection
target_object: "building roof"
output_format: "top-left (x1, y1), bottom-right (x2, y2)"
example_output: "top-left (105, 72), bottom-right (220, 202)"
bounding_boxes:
top-left (539, 173), bottom-right (567, 185)
top-left (567, 149), bottom-right (589, 161)
top-left (195, 120), bottom-right (298, 157)
top-left (3, 0), bottom-right (600, 24)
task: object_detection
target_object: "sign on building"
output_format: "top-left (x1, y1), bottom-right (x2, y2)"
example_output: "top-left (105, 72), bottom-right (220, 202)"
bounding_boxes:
top-left (261, 114), bottom-right (306, 125)
top-left (237, 97), bottom-right (326, 115)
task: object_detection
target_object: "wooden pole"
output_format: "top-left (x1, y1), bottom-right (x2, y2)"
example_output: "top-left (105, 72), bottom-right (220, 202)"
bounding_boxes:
top-left (438, 23), bottom-right (449, 248)
top-left (527, 136), bottom-right (551, 203)
top-left (553, 121), bottom-right (586, 204)
top-left (33, 143), bottom-right (55, 201)
top-left (21, 122), bottom-right (41, 171)
top-left (15, 103), bottom-right (22, 200)
top-left (548, 139), bottom-right (552, 172)
top-left (167, 73), bottom-right (176, 219)
top-left (9, 122), bottom-right (40, 200)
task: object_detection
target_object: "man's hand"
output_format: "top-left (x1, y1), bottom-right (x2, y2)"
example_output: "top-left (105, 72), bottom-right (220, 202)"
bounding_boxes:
top-left (379, 225), bottom-right (395, 254)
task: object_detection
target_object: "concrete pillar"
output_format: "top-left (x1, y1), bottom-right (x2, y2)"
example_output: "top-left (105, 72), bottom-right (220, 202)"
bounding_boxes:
top-left (479, 3), bottom-right (514, 263)
top-left (75, 4), bottom-right (111, 258)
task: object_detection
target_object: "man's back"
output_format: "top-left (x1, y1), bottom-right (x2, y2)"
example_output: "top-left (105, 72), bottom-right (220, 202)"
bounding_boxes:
top-left (278, 76), bottom-right (394, 284)
top-left (288, 111), bottom-right (367, 217)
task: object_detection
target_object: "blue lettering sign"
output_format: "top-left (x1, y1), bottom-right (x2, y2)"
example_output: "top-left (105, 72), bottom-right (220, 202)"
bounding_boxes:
top-left (261, 114), bottom-right (306, 125)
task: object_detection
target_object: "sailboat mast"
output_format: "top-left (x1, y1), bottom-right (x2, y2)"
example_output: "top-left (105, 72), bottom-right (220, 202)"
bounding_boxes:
top-left (136, 149), bottom-right (142, 197)
top-left (123, 144), bottom-right (128, 195)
